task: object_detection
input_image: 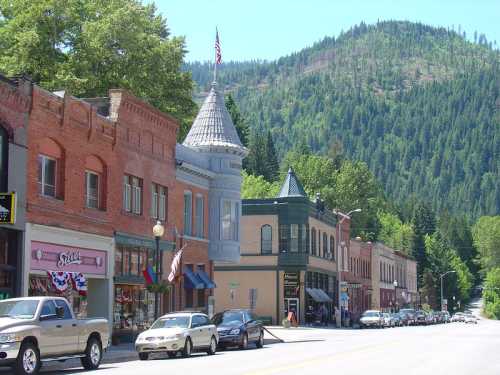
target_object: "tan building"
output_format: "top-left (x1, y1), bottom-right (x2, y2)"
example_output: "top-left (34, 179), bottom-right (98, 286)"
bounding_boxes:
top-left (372, 243), bottom-right (418, 311)
top-left (214, 169), bottom-right (339, 325)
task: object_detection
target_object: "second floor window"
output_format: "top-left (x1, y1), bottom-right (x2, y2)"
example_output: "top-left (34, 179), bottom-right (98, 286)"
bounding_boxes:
top-left (311, 228), bottom-right (316, 256)
top-left (195, 195), bottom-right (204, 238)
top-left (123, 175), bottom-right (142, 214)
top-left (85, 171), bottom-right (99, 209)
top-left (290, 224), bottom-right (299, 252)
top-left (38, 155), bottom-right (57, 197)
top-left (184, 192), bottom-right (192, 236)
top-left (261, 225), bottom-right (272, 254)
top-left (330, 236), bottom-right (335, 261)
top-left (151, 184), bottom-right (167, 221)
top-left (323, 233), bottom-right (328, 258)
top-left (221, 200), bottom-right (239, 241)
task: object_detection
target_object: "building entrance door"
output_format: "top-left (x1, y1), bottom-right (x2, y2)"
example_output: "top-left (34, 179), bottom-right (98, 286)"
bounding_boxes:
top-left (284, 298), bottom-right (299, 324)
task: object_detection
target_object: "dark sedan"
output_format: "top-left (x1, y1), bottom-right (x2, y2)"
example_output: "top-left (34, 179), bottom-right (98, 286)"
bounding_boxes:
top-left (212, 309), bottom-right (264, 350)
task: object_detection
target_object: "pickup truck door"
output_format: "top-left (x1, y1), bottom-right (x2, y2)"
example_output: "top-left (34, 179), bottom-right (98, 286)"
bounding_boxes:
top-left (53, 299), bottom-right (80, 353)
top-left (38, 301), bottom-right (63, 357)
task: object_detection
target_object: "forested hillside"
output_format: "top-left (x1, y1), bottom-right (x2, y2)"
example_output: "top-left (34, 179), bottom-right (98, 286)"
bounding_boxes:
top-left (187, 21), bottom-right (500, 219)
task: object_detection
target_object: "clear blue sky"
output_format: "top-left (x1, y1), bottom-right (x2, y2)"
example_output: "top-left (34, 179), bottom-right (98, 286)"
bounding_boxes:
top-left (153, 0), bottom-right (500, 62)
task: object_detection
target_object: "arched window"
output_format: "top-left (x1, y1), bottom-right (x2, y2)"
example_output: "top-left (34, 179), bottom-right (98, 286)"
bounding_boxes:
top-left (37, 138), bottom-right (64, 198)
top-left (311, 228), bottom-right (316, 256)
top-left (322, 233), bottom-right (328, 258)
top-left (261, 225), bottom-right (272, 254)
top-left (85, 155), bottom-right (105, 209)
top-left (0, 126), bottom-right (8, 191)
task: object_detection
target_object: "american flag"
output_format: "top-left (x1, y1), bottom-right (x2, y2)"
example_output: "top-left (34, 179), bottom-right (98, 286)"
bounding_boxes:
top-left (168, 245), bottom-right (185, 283)
top-left (215, 28), bottom-right (222, 65)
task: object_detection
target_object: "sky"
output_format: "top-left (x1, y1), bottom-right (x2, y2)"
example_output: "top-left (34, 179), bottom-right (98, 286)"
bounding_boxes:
top-left (154, 0), bottom-right (500, 62)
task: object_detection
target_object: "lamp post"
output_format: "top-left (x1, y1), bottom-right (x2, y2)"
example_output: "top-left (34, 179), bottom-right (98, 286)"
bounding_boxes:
top-left (334, 208), bottom-right (361, 328)
top-left (393, 280), bottom-right (398, 313)
top-left (153, 220), bottom-right (165, 320)
top-left (440, 270), bottom-right (456, 312)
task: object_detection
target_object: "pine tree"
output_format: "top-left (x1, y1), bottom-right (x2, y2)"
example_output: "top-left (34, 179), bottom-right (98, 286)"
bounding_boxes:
top-left (225, 94), bottom-right (250, 147)
top-left (264, 131), bottom-right (280, 182)
top-left (245, 131), bottom-right (267, 177)
top-left (412, 202), bottom-right (437, 281)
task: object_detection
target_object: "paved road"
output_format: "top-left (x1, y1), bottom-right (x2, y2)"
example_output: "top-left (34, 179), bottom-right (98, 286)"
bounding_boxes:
top-left (20, 315), bottom-right (499, 375)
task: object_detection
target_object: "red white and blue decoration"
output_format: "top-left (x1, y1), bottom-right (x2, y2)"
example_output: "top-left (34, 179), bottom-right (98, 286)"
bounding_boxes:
top-left (47, 271), bottom-right (88, 296)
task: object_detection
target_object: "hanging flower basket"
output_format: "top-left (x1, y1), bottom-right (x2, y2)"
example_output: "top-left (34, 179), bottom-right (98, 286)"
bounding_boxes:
top-left (146, 283), bottom-right (172, 294)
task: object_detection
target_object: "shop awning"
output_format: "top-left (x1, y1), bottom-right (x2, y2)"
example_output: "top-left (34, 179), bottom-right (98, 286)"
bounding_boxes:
top-left (306, 288), bottom-right (331, 303)
top-left (183, 268), bottom-right (204, 289)
top-left (196, 270), bottom-right (216, 289)
top-left (315, 289), bottom-right (333, 303)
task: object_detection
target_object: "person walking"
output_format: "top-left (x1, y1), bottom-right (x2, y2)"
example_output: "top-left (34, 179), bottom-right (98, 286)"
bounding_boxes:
top-left (320, 304), bottom-right (328, 326)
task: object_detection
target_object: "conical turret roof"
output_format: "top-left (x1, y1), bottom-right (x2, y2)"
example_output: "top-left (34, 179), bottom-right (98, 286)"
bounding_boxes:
top-left (183, 82), bottom-right (248, 156)
top-left (277, 167), bottom-right (307, 198)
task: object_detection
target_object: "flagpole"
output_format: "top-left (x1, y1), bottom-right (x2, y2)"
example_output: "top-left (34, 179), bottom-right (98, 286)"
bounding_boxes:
top-left (214, 27), bottom-right (218, 83)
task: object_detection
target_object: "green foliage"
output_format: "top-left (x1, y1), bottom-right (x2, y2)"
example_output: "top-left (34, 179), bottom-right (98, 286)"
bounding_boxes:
top-left (0, 0), bottom-right (196, 139)
top-left (423, 231), bottom-right (473, 310)
top-left (412, 202), bottom-right (437, 280)
top-left (265, 131), bottom-right (280, 182)
top-left (378, 212), bottom-right (415, 255)
top-left (483, 268), bottom-right (500, 319)
top-left (188, 20), bottom-right (500, 219)
top-left (280, 152), bottom-right (384, 240)
top-left (225, 94), bottom-right (249, 147)
top-left (245, 130), bottom-right (281, 182)
top-left (472, 216), bottom-right (500, 272)
top-left (241, 171), bottom-right (280, 199)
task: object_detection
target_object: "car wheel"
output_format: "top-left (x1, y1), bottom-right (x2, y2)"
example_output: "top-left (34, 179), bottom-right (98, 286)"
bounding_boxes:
top-left (138, 353), bottom-right (149, 361)
top-left (167, 351), bottom-right (177, 359)
top-left (239, 333), bottom-right (249, 350)
top-left (81, 337), bottom-right (102, 370)
top-left (256, 331), bottom-right (264, 348)
top-left (15, 342), bottom-right (40, 375)
top-left (207, 336), bottom-right (217, 355)
top-left (182, 338), bottom-right (192, 358)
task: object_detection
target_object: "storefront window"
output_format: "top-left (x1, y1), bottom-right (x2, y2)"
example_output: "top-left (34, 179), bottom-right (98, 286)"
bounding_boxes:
top-left (113, 284), bottom-right (155, 336)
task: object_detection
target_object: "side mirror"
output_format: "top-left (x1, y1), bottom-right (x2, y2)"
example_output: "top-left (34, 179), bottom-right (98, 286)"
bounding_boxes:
top-left (40, 314), bottom-right (57, 321)
top-left (55, 306), bottom-right (65, 319)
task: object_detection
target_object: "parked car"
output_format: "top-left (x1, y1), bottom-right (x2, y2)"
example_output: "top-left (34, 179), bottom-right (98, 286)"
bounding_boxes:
top-left (451, 312), bottom-right (465, 322)
top-left (382, 313), bottom-right (394, 328)
top-left (398, 311), bottom-right (411, 326)
top-left (0, 297), bottom-right (109, 375)
top-left (359, 310), bottom-right (384, 328)
top-left (464, 314), bottom-right (478, 324)
top-left (415, 310), bottom-right (427, 325)
top-left (391, 313), bottom-right (402, 327)
top-left (135, 312), bottom-right (218, 360)
top-left (212, 309), bottom-right (264, 350)
top-left (399, 308), bottom-right (417, 325)
top-left (425, 311), bottom-right (436, 325)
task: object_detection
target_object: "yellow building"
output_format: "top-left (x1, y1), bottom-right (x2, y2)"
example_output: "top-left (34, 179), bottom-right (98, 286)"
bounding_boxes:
top-left (214, 169), bottom-right (339, 325)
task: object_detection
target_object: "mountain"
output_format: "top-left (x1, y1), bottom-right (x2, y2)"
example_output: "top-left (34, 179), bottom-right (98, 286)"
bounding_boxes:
top-left (186, 21), bottom-right (500, 219)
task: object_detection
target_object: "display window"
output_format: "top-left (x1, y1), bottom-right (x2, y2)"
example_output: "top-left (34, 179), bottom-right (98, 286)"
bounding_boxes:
top-left (28, 276), bottom-right (87, 318)
top-left (113, 284), bottom-right (155, 334)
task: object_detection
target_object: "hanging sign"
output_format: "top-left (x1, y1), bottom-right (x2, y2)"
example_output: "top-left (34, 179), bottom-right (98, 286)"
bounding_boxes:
top-left (0, 193), bottom-right (15, 224)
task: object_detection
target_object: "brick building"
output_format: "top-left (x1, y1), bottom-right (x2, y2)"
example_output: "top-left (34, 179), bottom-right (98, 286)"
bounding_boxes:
top-left (346, 238), bottom-right (373, 321)
top-left (0, 75), bottom-right (31, 299)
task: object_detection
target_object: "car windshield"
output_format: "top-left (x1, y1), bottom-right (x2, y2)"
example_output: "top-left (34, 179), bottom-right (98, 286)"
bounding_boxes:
top-left (0, 300), bottom-right (39, 319)
top-left (213, 312), bottom-right (245, 325)
top-left (150, 316), bottom-right (190, 329)
top-left (362, 311), bottom-right (379, 317)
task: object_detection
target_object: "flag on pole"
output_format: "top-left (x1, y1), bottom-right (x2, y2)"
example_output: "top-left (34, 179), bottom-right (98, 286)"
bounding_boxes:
top-left (143, 265), bottom-right (156, 285)
top-left (215, 28), bottom-right (222, 65)
top-left (168, 245), bottom-right (185, 283)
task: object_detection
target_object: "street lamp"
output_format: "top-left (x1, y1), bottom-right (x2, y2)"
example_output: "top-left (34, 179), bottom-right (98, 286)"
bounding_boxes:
top-left (333, 208), bottom-right (361, 328)
top-left (393, 280), bottom-right (398, 313)
top-left (153, 220), bottom-right (165, 320)
top-left (440, 270), bottom-right (456, 312)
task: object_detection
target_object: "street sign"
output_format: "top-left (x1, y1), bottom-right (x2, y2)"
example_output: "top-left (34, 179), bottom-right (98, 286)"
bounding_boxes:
top-left (0, 193), bottom-right (15, 224)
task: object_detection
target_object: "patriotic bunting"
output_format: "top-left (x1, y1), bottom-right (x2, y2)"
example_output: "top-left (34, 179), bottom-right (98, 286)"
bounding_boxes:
top-left (46, 271), bottom-right (88, 296)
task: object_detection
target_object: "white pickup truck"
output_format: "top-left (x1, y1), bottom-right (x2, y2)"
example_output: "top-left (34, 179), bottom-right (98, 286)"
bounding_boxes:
top-left (0, 296), bottom-right (109, 375)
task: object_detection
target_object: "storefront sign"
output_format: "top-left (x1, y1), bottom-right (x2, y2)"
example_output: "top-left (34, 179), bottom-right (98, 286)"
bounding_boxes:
top-left (0, 193), bottom-right (15, 224)
top-left (31, 241), bottom-right (107, 275)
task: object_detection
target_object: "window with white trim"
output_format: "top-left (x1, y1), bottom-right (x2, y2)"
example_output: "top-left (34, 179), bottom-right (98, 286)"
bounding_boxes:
top-left (151, 183), bottom-right (167, 221)
top-left (85, 171), bottom-right (99, 209)
top-left (195, 195), bottom-right (204, 238)
top-left (38, 155), bottom-right (57, 197)
top-left (123, 175), bottom-right (142, 214)
top-left (221, 200), bottom-right (239, 241)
